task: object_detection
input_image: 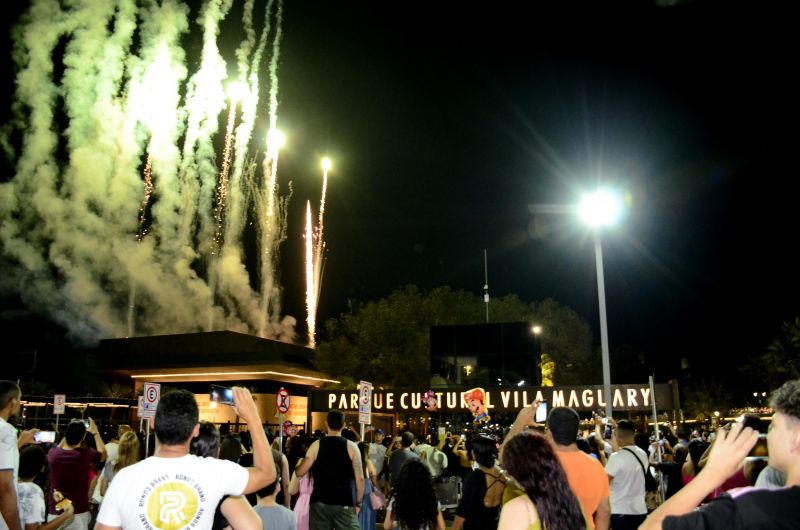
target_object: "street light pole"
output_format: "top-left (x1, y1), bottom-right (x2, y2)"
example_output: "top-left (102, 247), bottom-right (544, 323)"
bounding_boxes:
top-left (578, 188), bottom-right (624, 420)
top-left (593, 231), bottom-right (613, 419)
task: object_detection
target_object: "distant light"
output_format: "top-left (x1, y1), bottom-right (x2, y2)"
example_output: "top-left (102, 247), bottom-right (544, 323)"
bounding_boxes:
top-left (267, 128), bottom-right (285, 152)
top-left (517, 380), bottom-right (525, 387)
top-left (497, 378), bottom-right (502, 382)
top-left (322, 157), bottom-right (332, 171)
top-left (226, 81), bottom-right (248, 103)
top-left (578, 189), bottom-right (624, 227)
top-left (532, 325), bottom-right (542, 335)
top-left (713, 411), bottom-right (720, 417)
top-left (762, 392), bottom-right (767, 397)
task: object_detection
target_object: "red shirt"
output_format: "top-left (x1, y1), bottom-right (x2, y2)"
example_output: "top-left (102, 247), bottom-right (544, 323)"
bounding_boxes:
top-left (47, 446), bottom-right (102, 515)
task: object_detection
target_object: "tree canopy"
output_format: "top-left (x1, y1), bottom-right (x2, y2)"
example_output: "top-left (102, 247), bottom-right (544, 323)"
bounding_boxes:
top-left (313, 285), bottom-right (600, 388)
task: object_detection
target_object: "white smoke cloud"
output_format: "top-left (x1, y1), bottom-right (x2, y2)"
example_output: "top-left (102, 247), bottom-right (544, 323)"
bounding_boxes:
top-left (2, 0), bottom-right (295, 344)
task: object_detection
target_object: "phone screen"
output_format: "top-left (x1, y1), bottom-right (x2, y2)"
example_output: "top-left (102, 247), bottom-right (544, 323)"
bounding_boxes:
top-left (82, 419), bottom-right (90, 428)
top-left (210, 385), bottom-right (235, 405)
top-left (34, 431), bottom-right (56, 443)
top-left (535, 400), bottom-right (549, 423)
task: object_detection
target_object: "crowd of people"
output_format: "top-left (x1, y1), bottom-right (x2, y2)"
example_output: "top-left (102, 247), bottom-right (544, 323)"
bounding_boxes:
top-left (1, 378), bottom-right (799, 530)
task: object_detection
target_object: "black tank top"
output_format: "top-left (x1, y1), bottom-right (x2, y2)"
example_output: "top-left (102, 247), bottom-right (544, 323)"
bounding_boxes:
top-left (310, 436), bottom-right (355, 506)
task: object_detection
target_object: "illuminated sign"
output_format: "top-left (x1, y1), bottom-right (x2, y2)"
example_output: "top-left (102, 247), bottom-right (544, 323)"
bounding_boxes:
top-left (311, 384), bottom-right (676, 413)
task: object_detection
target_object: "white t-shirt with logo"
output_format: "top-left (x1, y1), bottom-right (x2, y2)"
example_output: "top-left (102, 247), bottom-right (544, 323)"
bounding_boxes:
top-left (605, 445), bottom-right (648, 515)
top-left (97, 454), bottom-right (249, 530)
top-left (18, 482), bottom-right (46, 526)
top-left (0, 418), bottom-right (20, 530)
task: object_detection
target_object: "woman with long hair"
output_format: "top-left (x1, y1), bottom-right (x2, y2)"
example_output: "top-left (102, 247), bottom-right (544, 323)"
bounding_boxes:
top-left (384, 459), bottom-right (444, 530)
top-left (358, 441), bottom-right (379, 530)
top-left (191, 422), bottom-right (260, 530)
top-left (451, 434), bottom-right (506, 530)
top-left (99, 431), bottom-right (140, 495)
top-left (499, 431), bottom-right (586, 530)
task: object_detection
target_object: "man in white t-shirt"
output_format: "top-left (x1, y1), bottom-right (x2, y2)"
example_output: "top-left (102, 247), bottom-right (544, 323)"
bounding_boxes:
top-left (1, 381), bottom-right (35, 530)
top-left (605, 419), bottom-right (648, 530)
top-left (96, 387), bottom-right (275, 530)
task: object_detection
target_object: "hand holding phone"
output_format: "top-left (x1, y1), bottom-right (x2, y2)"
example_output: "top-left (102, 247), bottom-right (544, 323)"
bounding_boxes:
top-left (535, 400), bottom-right (549, 423)
top-left (34, 431), bottom-right (57, 444)
top-left (210, 385), bottom-right (235, 405)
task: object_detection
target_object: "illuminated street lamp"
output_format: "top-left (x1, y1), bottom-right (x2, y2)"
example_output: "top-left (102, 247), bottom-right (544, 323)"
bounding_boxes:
top-left (532, 325), bottom-right (543, 385)
top-left (578, 189), bottom-right (624, 419)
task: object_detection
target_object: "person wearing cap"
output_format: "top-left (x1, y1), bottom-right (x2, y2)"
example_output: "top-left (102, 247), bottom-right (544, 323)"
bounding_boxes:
top-left (367, 428), bottom-right (387, 485)
top-left (388, 432), bottom-right (419, 488)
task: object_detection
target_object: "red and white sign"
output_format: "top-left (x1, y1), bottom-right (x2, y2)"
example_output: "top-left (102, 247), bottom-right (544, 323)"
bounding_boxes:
top-left (53, 394), bottom-right (65, 415)
top-left (142, 382), bottom-right (160, 419)
top-left (276, 388), bottom-right (291, 414)
top-left (358, 381), bottom-right (372, 425)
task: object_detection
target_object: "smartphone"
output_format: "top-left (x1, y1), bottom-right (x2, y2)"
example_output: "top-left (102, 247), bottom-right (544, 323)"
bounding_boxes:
top-left (747, 434), bottom-right (768, 459)
top-left (210, 384), bottom-right (235, 405)
top-left (34, 431), bottom-right (56, 443)
top-left (535, 400), bottom-right (549, 423)
top-left (604, 424), bottom-right (613, 440)
top-left (82, 419), bottom-right (90, 428)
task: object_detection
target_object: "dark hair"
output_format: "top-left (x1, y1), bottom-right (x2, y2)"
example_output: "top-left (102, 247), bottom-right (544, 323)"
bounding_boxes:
top-left (327, 410), bottom-right (345, 430)
top-left (400, 431), bottom-right (414, 448)
top-left (19, 445), bottom-right (46, 479)
top-left (154, 390), bottom-right (199, 445)
top-left (66, 420), bottom-right (87, 446)
top-left (502, 432), bottom-right (586, 530)
top-left (342, 428), bottom-right (356, 442)
top-left (191, 421), bottom-right (220, 458)
top-left (358, 441), bottom-right (370, 476)
top-left (264, 427), bottom-right (276, 445)
top-left (634, 433), bottom-right (650, 452)
top-left (391, 460), bottom-right (439, 530)
top-left (256, 477), bottom-right (279, 499)
top-left (616, 419), bottom-right (636, 437)
top-left (687, 440), bottom-right (707, 467)
top-left (576, 437), bottom-right (592, 455)
top-left (218, 434), bottom-right (243, 462)
top-left (547, 407), bottom-right (580, 445)
top-left (772, 380), bottom-right (800, 421)
top-left (0, 381), bottom-right (20, 410)
top-left (471, 434), bottom-right (498, 468)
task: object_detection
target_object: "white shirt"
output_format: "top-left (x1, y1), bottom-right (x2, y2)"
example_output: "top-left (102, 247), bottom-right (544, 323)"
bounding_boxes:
top-left (369, 443), bottom-right (386, 475)
top-left (18, 482), bottom-right (45, 526)
top-left (97, 454), bottom-right (249, 530)
top-left (0, 418), bottom-right (20, 530)
top-left (605, 445), bottom-right (647, 515)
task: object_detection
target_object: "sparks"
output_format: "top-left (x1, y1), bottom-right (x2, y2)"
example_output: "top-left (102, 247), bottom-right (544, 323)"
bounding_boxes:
top-left (305, 201), bottom-right (316, 348)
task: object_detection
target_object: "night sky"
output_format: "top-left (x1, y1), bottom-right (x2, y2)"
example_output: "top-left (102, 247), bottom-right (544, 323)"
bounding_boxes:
top-left (2, 1), bottom-right (798, 387)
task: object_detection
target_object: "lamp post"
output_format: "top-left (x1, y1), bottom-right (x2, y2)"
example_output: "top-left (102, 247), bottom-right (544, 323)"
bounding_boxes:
top-left (532, 325), bottom-right (542, 386)
top-left (578, 189), bottom-right (624, 419)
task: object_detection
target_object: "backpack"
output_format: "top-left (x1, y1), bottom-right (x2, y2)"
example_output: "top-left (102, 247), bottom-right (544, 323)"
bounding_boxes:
top-left (622, 448), bottom-right (658, 492)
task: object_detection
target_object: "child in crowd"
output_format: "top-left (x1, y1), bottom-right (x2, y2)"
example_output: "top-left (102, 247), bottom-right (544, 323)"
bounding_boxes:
top-left (254, 479), bottom-right (296, 530)
top-left (18, 445), bottom-right (75, 530)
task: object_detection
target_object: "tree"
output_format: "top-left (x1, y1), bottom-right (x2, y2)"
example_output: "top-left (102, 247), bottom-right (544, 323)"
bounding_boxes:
top-left (742, 317), bottom-right (800, 392)
top-left (314, 285), bottom-right (598, 388)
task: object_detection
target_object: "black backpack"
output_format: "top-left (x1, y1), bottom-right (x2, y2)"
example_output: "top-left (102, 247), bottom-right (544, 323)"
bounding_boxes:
top-left (622, 448), bottom-right (658, 492)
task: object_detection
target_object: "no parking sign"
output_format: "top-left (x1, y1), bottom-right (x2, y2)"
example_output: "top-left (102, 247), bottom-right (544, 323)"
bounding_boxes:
top-left (276, 387), bottom-right (291, 414)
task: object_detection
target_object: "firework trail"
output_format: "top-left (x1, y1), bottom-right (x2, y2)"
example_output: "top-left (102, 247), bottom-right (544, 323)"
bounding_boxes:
top-left (1, 0), bottom-right (295, 342)
top-left (136, 153), bottom-right (154, 242)
top-left (314, 159), bottom-right (330, 303)
top-left (212, 94), bottom-right (239, 254)
top-left (305, 201), bottom-right (316, 348)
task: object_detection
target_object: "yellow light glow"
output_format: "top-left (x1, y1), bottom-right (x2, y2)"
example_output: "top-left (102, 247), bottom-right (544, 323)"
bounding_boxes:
top-left (321, 157), bottom-right (331, 171)
top-left (266, 128), bottom-right (285, 152)
top-left (225, 81), bottom-right (248, 103)
top-left (130, 370), bottom-right (339, 384)
top-left (532, 325), bottom-right (542, 335)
